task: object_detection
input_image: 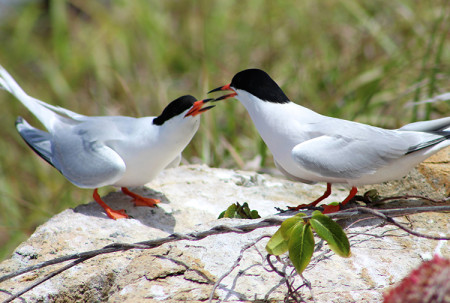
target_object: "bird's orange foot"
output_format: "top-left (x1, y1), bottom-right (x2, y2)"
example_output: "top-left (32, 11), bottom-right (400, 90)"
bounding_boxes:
top-left (288, 183), bottom-right (332, 211)
top-left (121, 187), bottom-right (160, 207)
top-left (105, 208), bottom-right (129, 220)
top-left (131, 196), bottom-right (160, 207)
top-left (93, 188), bottom-right (129, 220)
top-left (321, 203), bottom-right (341, 214)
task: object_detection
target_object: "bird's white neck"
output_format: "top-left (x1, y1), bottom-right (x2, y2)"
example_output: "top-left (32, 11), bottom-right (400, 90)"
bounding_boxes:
top-left (236, 90), bottom-right (320, 135)
top-left (235, 90), bottom-right (325, 161)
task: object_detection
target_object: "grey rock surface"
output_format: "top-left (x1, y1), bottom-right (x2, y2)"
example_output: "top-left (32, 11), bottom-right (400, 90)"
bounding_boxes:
top-left (0, 154), bottom-right (449, 302)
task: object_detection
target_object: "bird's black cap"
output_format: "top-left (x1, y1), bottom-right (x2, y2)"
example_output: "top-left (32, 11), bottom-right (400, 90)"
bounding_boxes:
top-left (153, 95), bottom-right (197, 125)
top-left (230, 69), bottom-right (290, 104)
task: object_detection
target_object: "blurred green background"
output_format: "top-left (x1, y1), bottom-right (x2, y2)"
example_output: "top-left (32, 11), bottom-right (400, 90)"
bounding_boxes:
top-left (0, 0), bottom-right (449, 260)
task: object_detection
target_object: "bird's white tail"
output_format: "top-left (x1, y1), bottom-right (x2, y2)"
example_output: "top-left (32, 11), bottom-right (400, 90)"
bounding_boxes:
top-left (399, 117), bottom-right (450, 132)
top-left (0, 65), bottom-right (62, 131)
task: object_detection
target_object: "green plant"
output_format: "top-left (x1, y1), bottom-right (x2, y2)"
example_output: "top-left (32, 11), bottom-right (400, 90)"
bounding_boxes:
top-left (266, 211), bottom-right (351, 274)
top-left (218, 202), bottom-right (261, 219)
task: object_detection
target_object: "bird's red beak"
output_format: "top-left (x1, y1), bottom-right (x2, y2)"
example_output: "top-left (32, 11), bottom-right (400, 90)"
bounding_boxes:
top-left (185, 99), bottom-right (215, 117)
top-left (208, 83), bottom-right (238, 101)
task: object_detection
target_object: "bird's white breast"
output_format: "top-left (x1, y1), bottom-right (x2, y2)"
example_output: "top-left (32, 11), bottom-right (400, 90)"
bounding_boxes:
top-left (107, 116), bottom-right (200, 187)
top-left (236, 91), bottom-right (327, 182)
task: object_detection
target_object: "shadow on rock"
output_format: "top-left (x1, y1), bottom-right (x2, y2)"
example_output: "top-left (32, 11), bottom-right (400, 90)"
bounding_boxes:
top-left (73, 187), bottom-right (176, 234)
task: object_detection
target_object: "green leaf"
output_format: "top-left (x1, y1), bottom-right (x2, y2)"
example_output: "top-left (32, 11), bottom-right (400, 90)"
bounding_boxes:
top-left (224, 203), bottom-right (238, 218)
top-left (218, 203), bottom-right (238, 219)
top-left (250, 210), bottom-right (260, 219)
top-left (266, 213), bottom-right (307, 256)
top-left (265, 228), bottom-right (289, 255)
top-left (280, 213), bottom-right (306, 240)
top-left (288, 222), bottom-right (315, 274)
top-left (236, 202), bottom-right (249, 218)
top-left (310, 212), bottom-right (351, 257)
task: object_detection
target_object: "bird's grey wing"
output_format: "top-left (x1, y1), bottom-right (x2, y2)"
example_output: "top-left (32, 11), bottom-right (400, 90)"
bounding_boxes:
top-left (51, 130), bottom-right (126, 188)
top-left (16, 117), bottom-right (126, 187)
top-left (291, 132), bottom-right (410, 179)
top-left (16, 117), bottom-right (56, 170)
top-left (165, 154), bottom-right (181, 169)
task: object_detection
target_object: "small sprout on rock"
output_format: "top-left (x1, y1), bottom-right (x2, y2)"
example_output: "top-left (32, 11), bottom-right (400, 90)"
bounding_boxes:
top-left (218, 202), bottom-right (261, 219)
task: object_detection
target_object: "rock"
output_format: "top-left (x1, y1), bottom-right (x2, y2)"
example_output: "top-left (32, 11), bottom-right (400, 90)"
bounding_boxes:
top-left (0, 153), bottom-right (449, 302)
top-left (418, 149), bottom-right (450, 196)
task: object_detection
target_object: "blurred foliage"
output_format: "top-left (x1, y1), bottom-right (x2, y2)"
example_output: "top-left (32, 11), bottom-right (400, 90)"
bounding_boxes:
top-left (0, 0), bottom-right (449, 260)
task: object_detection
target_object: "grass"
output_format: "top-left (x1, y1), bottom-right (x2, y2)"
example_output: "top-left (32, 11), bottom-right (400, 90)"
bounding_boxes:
top-left (0, 0), bottom-right (449, 260)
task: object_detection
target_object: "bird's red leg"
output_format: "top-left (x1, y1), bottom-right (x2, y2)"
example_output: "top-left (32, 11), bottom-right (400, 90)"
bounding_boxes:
top-left (93, 188), bottom-right (129, 220)
top-left (121, 187), bottom-right (160, 207)
top-left (322, 186), bottom-right (358, 214)
top-left (289, 183), bottom-right (332, 211)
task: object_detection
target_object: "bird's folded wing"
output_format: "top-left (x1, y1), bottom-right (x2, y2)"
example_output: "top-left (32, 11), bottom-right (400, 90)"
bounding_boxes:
top-left (291, 134), bottom-right (409, 179)
top-left (52, 133), bottom-right (126, 188)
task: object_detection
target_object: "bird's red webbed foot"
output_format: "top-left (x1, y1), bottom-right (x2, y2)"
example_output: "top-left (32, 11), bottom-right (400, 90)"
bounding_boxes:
top-left (321, 187), bottom-right (358, 214)
top-left (93, 188), bottom-right (129, 219)
top-left (121, 187), bottom-right (160, 207)
top-left (289, 185), bottom-right (358, 214)
top-left (289, 183), bottom-right (332, 211)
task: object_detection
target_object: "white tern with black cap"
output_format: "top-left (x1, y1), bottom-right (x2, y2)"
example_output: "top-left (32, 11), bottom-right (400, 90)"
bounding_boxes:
top-left (209, 68), bottom-right (449, 213)
top-left (0, 65), bottom-right (214, 219)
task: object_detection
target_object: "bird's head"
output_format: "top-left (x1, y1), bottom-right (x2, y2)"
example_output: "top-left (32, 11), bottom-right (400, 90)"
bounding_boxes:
top-left (153, 95), bottom-right (214, 126)
top-left (208, 69), bottom-right (289, 104)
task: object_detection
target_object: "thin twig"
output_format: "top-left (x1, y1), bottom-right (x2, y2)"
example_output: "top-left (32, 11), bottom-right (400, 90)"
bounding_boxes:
top-left (374, 195), bottom-right (449, 204)
top-left (300, 274), bottom-right (314, 303)
top-left (208, 235), bottom-right (270, 303)
top-left (351, 207), bottom-right (450, 240)
top-left (2, 205), bottom-right (449, 284)
top-left (0, 246), bottom-right (126, 283)
top-left (266, 257), bottom-right (287, 284)
top-left (3, 257), bottom-right (92, 303)
top-left (267, 255), bottom-right (304, 303)
top-left (0, 290), bottom-right (24, 303)
top-left (0, 217), bottom-right (283, 285)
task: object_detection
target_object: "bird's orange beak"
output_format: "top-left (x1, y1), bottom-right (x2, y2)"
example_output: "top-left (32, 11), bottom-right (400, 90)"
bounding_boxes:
top-left (208, 83), bottom-right (238, 101)
top-left (185, 99), bottom-right (215, 117)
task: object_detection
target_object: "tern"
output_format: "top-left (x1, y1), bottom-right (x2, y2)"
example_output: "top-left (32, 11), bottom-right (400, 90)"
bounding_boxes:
top-left (0, 65), bottom-right (214, 219)
top-left (209, 68), bottom-right (450, 213)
